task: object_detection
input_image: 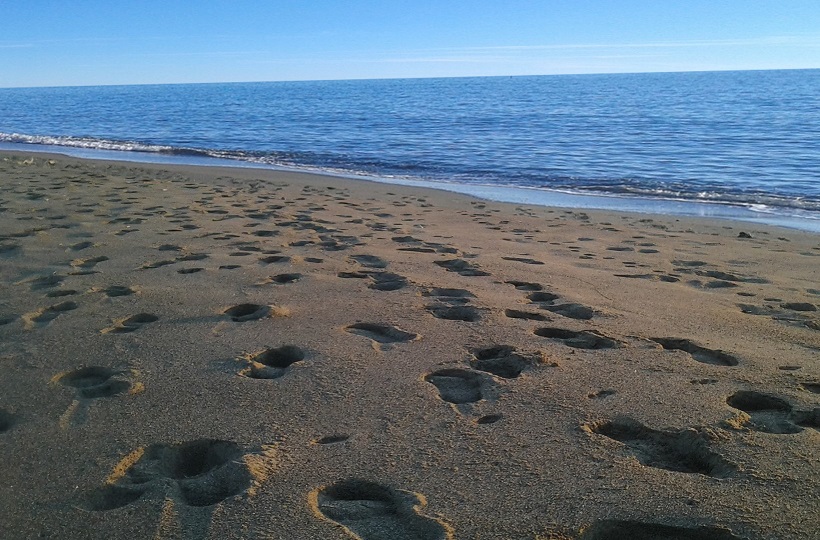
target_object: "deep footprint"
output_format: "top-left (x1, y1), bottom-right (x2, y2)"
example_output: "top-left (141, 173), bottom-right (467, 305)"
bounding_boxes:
top-left (585, 418), bottom-right (734, 478)
top-left (0, 408), bottom-right (15, 433)
top-left (345, 323), bottom-right (418, 344)
top-left (427, 305), bottom-right (481, 322)
top-left (83, 439), bottom-right (254, 510)
top-left (726, 390), bottom-right (802, 434)
top-left (224, 304), bottom-right (270, 322)
top-left (471, 346), bottom-right (539, 379)
top-left (55, 366), bottom-right (132, 398)
top-left (424, 368), bottom-right (488, 404)
top-left (534, 327), bottom-right (618, 349)
top-left (103, 285), bottom-right (136, 297)
top-left (652, 338), bottom-right (738, 367)
top-left (350, 254), bottom-right (388, 268)
top-left (312, 479), bottom-right (451, 540)
top-left (242, 345), bottom-right (306, 379)
top-left (434, 259), bottom-right (489, 277)
top-left (26, 301), bottom-right (78, 325)
top-left (368, 272), bottom-right (408, 291)
top-left (107, 313), bottom-right (159, 333)
top-left (580, 519), bottom-right (744, 540)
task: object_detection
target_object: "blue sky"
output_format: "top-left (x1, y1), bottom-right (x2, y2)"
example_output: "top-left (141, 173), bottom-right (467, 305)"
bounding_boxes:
top-left (1, 1), bottom-right (819, 87)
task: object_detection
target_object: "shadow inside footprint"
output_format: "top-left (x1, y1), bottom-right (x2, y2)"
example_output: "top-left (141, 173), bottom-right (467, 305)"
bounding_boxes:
top-left (368, 272), bottom-right (408, 291)
top-left (83, 439), bottom-right (254, 510)
top-left (350, 254), bottom-right (388, 269)
top-left (56, 366), bottom-right (132, 399)
top-left (104, 285), bottom-right (136, 297)
top-left (652, 338), bottom-right (738, 367)
top-left (534, 327), bottom-right (618, 349)
top-left (0, 408), bottom-right (16, 433)
top-left (434, 259), bottom-right (489, 277)
top-left (423, 288), bottom-right (475, 304)
top-left (345, 323), bottom-right (418, 344)
top-left (26, 301), bottom-right (78, 325)
top-left (108, 313), bottom-right (158, 333)
top-left (427, 305), bottom-right (481, 322)
top-left (224, 304), bottom-right (270, 322)
top-left (504, 308), bottom-right (549, 321)
top-left (471, 346), bottom-right (539, 379)
top-left (726, 391), bottom-right (802, 434)
top-left (585, 418), bottom-right (734, 478)
top-left (242, 345), bottom-right (306, 379)
top-left (312, 479), bottom-right (451, 540)
top-left (270, 273), bottom-right (302, 284)
top-left (580, 519), bottom-right (744, 540)
top-left (424, 368), bottom-right (487, 404)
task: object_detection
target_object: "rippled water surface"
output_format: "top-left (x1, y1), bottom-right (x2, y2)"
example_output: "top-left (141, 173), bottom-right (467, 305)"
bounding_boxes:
top-left (1, 70), bottom-right (819, 219)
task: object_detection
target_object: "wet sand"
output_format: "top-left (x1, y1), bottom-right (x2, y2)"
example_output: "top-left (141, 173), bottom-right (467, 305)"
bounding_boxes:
top-left (0, 151), bottom-right (818, 539)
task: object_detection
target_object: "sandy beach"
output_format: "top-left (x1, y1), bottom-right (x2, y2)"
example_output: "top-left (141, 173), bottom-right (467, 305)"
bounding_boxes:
top-left (0, 151), bottom-right (817, 539)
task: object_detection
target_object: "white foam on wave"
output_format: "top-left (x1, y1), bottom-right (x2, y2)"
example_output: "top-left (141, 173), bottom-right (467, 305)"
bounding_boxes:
top-left (0, 132), bottom-right (175, 154)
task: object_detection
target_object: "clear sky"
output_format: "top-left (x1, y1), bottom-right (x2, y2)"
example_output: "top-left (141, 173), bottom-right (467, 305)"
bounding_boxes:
top-left (2, 1), bottom-right (819, 88)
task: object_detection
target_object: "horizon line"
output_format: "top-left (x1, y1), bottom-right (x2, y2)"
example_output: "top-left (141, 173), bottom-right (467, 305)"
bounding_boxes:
top-left (1, 66), bottom-right (818, 91)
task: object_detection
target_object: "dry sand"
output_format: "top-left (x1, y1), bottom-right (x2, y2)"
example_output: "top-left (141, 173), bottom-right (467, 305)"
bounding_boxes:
top-left (0, 151), bottom-right (818, 540)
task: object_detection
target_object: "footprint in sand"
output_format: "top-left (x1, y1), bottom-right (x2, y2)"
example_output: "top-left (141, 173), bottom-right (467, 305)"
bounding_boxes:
top-left (525, 291), bottom-right (596, 320)
top-left (314, 434), bottom-right (350, 445)
top-left (367, 272), bottom-right (408, 291)
top-left (82, 439), bottom-right (271, 511)
top-left (614, 272), bottom-right (680, 283)
top-left (0, 408), bottom-right (17, 433)
top-left (72, 255), bottom-right (109, 269)
top-left (423, 288), bottom-right (475, 304)
top-left (55, 366), bottom-right (133, 399)
top-left (725, 390), bottom-right (817, 433)
top-left (266, 273), bottom-right (302, 284)
top-left (46, 289), bottom-right (79, 298)
top-left (141, 259), bottom-right (176, 269)
top-left (310, 479), bottom-right (452, 540)
top-left (424, 368), bottom-right (494, 406)
top-left (426, 305), bottom-right (482, 322)
top-left (504, 308), bottom-right (549, 321)
top-left (350, 254), bottom-right (388, 269)
top-left (587, 389), bottom-right (617, 399)
top-left (259, 255), bottom-right (290, 264)
top-left (501, 256), bottom-right (544, 265)
top-left (801, 382), bottom-right (820, 394)
top-left (579, 519), bottom-right (744, 540)
top-left (506, 280), bottom-right (543, 291)
top-left (651, 338), bottom-right (739, 367)
top-left (534, 327), bottom-right (619, 349)
top-left (103, 313), bottom-right (158, 333)
top-left (103, 285), bottom-right (136, 297)
top-left (53, 366), bottom-right (137, 427)
top-left (223, 304), bottom-right (272, 322)
top-left (26, 274), bottom-right (65, 291)
top-left (583, 418), bottom-right (735, 478)
top-left (239, 345), bottom-right (306, 379)
top-left (68, 241), bottom-right (94, 251)
top-left (23, 301), bottom-right (78, 327)
top-left (434, 258), bottom-right (489, 277)
top-left (345, 323), bottom-right (418, 349)
top-left (470, 346), bottom-right (544, 378)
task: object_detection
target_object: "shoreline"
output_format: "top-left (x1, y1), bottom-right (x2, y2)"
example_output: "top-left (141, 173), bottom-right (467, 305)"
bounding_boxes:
top-left (0, 151), bottom-right (817, 539)
top-left (3, 143), bottom-right (819, 234)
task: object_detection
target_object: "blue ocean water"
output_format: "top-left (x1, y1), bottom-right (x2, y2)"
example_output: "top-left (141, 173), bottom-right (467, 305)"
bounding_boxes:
top-left (1, 70), bottom-right (819, 228)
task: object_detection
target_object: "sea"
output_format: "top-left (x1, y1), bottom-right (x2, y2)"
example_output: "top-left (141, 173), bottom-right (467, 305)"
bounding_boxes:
top-left (1, 69), bottom-right (819, 231)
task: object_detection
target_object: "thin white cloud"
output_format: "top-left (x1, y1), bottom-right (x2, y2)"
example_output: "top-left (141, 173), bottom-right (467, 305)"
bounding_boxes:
top-left (424, 35), bottom-right (820, 53)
